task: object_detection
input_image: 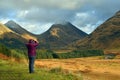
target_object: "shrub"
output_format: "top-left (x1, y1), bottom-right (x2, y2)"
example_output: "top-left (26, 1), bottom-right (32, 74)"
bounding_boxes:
top-left (11, 50), bottom-right (26, 59)
top-left (36, 49), bottom-right (104, 59)
top-left (0, 44), bottom-right (11, 56)
top-left (53, 50), bottom-right (104, 59)
top-left (36, 49), bottom-right (54, 59)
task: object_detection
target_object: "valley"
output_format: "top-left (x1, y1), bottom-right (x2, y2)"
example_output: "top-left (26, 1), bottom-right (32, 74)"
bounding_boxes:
top-left (1, 52), bottom-right (120, 80)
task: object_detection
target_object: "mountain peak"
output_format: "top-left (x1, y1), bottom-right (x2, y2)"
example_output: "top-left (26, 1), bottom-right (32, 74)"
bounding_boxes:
top-left (5, 20), bottom-right (32, 35)
top-left (115, 10), bottom-right (120, 16)
top-left (5, 20), bottom-right (37, 41)
top-left (39, 22), bottom-right (88, 49)
top-left (5, 20), bottom-right (20, 28)
top-left (50, 22), bottom-right (88, 36)
top-left (51, 22), bottom-right (74, 29)
top-left (7, 20), bottom-right (15, 23)
top-left (55, 21), bottom-right (71, 25)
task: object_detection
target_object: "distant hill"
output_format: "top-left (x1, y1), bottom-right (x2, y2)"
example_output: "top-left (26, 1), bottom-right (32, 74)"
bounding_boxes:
top-left (71, 10), bottom-right (120, 49)
top-left (5, 20), bottom-right (38, 41)
top-left (38, 22), bottom-right (88, 49)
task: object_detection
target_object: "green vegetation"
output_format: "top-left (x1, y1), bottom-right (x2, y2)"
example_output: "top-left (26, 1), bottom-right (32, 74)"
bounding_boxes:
top-left (0, 43), bottom-right (104, 59)
top-left (36, 49), bottom-right (54, 59)
top-left (36, 49), bottom-right (104, 59)
top-left (0, 59), bottom-right (82, 80)
top-left (0, 37), bottom-right (25, 49)
top-left (0, 43), bottom-right (26, 59)
top-left (10, 49), bottom-right (26, 59)
top-left (0, 44), bottom-right (11, 56)
top-left (52, 50), bottom-right (104, 59)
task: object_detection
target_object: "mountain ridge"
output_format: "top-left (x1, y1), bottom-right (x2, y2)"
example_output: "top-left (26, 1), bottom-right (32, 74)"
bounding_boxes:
top-left (1, 10), bottom-right (120, 50)
top-left (1, 21), bottom-right (88, 49)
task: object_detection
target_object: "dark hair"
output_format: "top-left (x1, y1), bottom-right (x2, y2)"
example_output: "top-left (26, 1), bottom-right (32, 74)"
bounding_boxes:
top-left (29, 39), bottom-right (33, 43)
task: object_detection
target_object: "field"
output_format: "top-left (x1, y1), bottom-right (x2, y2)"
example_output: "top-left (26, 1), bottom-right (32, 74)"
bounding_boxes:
top-left (35, 56), bottom-right (120, 80)
top-left (1, 52), bottom-right (120, 80)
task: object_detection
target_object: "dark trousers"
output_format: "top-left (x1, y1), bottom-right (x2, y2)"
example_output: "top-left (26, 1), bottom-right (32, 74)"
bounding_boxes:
top-left (29, 56), bottom-right (35, 73)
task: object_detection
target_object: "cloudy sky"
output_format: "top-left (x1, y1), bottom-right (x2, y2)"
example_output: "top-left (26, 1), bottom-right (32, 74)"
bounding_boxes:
top-left (0, 0), bottom-right (120, 34)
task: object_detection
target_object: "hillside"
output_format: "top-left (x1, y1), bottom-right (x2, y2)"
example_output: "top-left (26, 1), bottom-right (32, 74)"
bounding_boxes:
top-left (38, 22), bottom-right (88, 49)
top-left (71, 10), bottom-right (120, 49)
top-left (0, 23), bottom-right (27, 49)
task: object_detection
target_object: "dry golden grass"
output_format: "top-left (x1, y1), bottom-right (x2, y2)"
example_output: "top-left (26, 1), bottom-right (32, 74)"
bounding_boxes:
top-left (53, 49), bottom-right (72, 53)
top-left (21, 33), bottom-right (38, 42)
top-left (0, 53), bottom-right (9, 60)
top-left (104, 49), bottom-right (120, 55)
top-left (35, 57), bottom-right (120, 80)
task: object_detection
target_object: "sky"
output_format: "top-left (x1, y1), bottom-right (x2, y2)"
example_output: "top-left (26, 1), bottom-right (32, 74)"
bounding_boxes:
top-left (0, 0), bottom-right (120, 34)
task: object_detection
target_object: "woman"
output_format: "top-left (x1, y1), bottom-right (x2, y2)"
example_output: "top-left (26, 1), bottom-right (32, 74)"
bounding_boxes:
top-left (26, 39), bottom-right (39, 73)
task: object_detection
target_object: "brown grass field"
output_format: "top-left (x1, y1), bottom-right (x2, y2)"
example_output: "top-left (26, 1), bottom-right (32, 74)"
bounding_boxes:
top-left (35, 56), bottom-right (120, 80)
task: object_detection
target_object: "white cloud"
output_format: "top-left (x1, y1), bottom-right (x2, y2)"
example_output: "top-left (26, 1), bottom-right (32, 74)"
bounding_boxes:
top-left (19, 22), bottom-right (53, 34)
top-left (16, 8), bottom-right (74, 23)
top-left (17, 10), bottom-right (29, 18)
top-left (80, 24), bottom-right (95, 34)
top-left (73, 11), bottom-right (104, 34)
top-left (0, 0), bottom-right (84, 10)
top-left (78, 21), bottom-right (103, 34)
top-left (73, 11), bottom-right (99, 27)
top-left (0, 18), bottom-right (10, 24)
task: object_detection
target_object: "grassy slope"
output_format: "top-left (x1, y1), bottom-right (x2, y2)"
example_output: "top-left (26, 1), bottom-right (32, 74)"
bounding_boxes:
top-left (0, 59), bottom-right (82, 80)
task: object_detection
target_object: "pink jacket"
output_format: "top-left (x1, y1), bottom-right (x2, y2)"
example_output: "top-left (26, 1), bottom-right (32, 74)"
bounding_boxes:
top-left (26, 41), bottom-right (38, 56)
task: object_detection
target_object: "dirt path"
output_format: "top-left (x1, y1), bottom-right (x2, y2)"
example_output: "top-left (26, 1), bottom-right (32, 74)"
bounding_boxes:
top-left (35, 58), bottom-right (120, 80)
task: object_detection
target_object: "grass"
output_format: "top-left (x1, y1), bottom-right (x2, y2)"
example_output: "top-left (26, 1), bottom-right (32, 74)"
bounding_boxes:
top-left (35, 57), bottom-right (120, 80)
top-left (0, 59), bottom-right (82, 80)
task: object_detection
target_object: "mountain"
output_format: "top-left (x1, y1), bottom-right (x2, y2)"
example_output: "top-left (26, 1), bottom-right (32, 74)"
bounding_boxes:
top-left (1, 21), bottom-right (88, 49)
top-left (5, 20), bottom-right (38, 41)
top-left (0, 23), bottom-right (27, 49)
top-left (72, 10), bottom-right (120, 49)
top-left (38, 22), bottom-right (88, 49)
